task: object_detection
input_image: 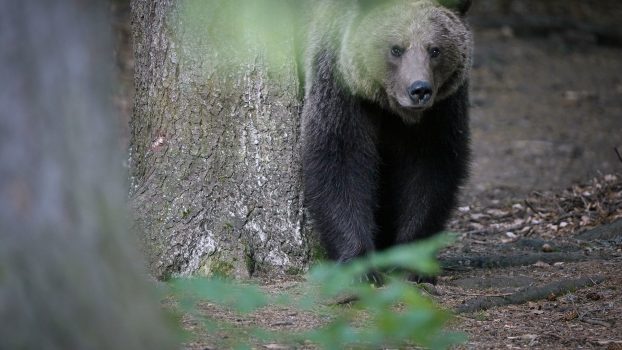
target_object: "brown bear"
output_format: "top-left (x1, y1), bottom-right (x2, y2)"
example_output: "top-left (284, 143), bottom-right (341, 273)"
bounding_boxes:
top-left (301, 0), bottom-right (473, 283)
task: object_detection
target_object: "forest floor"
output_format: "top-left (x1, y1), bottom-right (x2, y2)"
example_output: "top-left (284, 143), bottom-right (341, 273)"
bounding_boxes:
top-left (111, 3), bottom-right (622, 349)
top-left (179, 175), bottom-right (622, 350)
top-left (464, 25), bottom-right (622, 206)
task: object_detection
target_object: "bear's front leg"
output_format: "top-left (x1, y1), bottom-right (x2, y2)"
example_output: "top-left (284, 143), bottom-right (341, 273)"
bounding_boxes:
top-left (301, 86), bottom-right (379, 263)
top-left (391, 154), bottom-right (461, 245)
top-left (390, 88), bottom-right (470, 245)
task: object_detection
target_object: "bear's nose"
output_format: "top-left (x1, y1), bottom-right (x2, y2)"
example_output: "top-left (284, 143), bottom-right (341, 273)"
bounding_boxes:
top-left (408, 81), bottom-right (433, 105)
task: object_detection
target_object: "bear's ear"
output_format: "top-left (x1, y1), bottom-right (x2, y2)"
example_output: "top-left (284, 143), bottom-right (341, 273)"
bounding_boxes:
top-left (438, 0), bottom-right (472, 16)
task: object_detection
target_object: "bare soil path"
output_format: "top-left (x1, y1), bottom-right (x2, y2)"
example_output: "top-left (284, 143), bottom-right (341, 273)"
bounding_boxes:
top-left (465, 24), bottom-right (622, 205)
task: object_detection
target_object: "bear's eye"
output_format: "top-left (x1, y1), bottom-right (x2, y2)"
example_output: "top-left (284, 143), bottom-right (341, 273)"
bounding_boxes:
top-left (391, 46), bottom-right (404, 57)
top-left (430, 47), bottom-right (441, 58)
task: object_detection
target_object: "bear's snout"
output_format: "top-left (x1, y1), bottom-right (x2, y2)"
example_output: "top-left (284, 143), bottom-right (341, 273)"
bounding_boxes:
top-left (407, 80), bottom-right (433, 106)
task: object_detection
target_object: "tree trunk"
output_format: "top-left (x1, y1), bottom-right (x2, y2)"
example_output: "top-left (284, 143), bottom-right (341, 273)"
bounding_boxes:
top-left (130, 0), bottom-right (310, 279)
top-left (0, 1), bottom-right (174, 348)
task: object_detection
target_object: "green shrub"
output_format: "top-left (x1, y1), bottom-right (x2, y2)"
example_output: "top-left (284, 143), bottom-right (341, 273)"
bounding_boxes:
top-left (170, 233), bottom-right (465, 349)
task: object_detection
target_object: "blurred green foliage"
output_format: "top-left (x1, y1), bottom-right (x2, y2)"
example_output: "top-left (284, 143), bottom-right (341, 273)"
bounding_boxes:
top-left (174, 0), bottom-right (302, 79)
top-left (172, 0), bottom-right (469, 84)
top-left (170, 234), bottom-right (466, 349)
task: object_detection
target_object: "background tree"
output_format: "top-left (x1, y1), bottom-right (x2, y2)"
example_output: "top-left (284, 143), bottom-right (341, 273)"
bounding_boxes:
top-left (0, 1), bottom-right (175, 348)
top-left (130, 0), bottom-right (310, 279)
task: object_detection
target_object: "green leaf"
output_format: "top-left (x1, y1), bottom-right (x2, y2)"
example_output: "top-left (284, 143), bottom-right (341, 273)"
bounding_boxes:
top-left (167, 235), bottom-right (465, 349)
top-left (169, 277), bottom-right (269, 313)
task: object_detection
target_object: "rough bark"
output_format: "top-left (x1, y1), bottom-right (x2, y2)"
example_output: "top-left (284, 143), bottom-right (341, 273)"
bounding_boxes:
top-left (0, 1), bottom-right (174, 348)
top-left (130, 0), bottom-right (310, 279)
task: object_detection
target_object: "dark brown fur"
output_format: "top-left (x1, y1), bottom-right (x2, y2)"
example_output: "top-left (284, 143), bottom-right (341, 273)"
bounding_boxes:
top-left (302, 0), bottom-right (473, 269)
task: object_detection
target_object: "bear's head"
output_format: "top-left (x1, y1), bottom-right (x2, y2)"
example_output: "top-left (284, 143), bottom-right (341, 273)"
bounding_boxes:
top-left (339, 0), bottom-right (473, 123)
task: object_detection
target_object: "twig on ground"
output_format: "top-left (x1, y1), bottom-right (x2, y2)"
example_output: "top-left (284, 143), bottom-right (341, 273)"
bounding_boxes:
top-left (524, 200), bottom-right (543, 215)
top-left (452, 292), bottom-right (515, 298)
top-left (462, 222), bottom-right (532, 237)
top-left (579, 317), bottom-right (612, 328)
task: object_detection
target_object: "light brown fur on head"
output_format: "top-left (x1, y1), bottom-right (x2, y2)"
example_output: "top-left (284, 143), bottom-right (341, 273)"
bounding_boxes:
top-left (338, 0), bottom-right (473, 123)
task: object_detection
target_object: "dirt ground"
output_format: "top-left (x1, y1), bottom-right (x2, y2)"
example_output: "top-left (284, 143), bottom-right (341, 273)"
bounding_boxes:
top-left (465, 25), bottom-right (622, 206)
top-left (112, 2), bottom-right (622, 348)
top-left (443, 175), bottom-right (622, 349)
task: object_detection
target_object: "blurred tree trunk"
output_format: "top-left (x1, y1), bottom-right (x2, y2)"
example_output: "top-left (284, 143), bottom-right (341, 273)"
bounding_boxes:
top-left (0, 1), bottom-right (174, 349)
top-left (130, 0), bottom-right (310, 279)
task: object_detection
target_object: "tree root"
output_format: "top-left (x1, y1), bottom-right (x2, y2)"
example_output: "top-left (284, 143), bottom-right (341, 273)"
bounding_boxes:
top-left (456, 276), bottom-right (605, 314)
top-left (441, 252), bottom-right (594, 271)
top-left (575, 219), bottom-right (622, 241)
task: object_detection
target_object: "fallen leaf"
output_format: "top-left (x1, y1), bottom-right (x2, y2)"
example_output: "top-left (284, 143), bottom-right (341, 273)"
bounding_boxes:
top-left (562, 310), bottom-right (578, 321)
